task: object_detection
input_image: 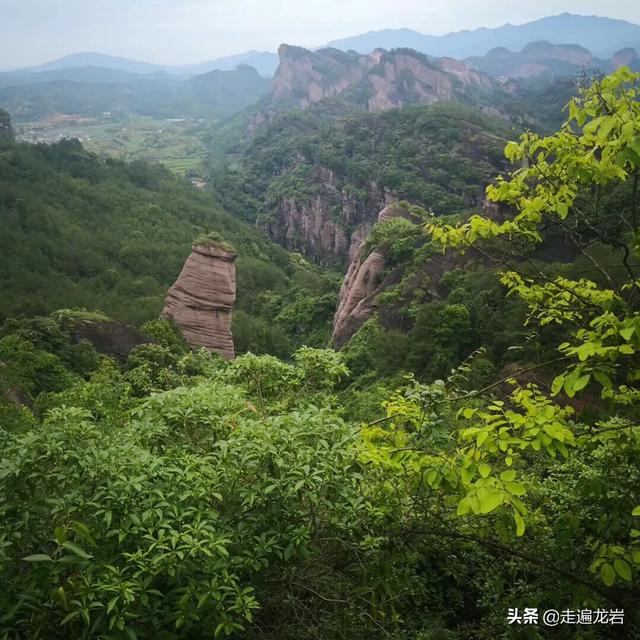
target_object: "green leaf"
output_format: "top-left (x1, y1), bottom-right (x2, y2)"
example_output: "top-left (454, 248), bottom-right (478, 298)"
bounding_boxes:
top-left (54, 526), bottom-right (66, 545)
top-left (601, 562), bottom-right (616, 586)
top-left (23, 554), bottom-right (53, 562)
top-left (593, 371), bottom-right (612, 390)
top-left (478, 463), bottom-right (491, 478)
top-left (500, 470), bottom-right (516, 482)
top-left (71, 521), bottom-right (96, 548)
top-left (107, 596), bottom-right (119, 614)
top-left (513, 511), bottom-right (525, 537)
top-left (425, 469), bottom-right (439, 487)
top-left (505, 481), bottom-right (527, 497)
top-left (478, 490), bottom-right (503, 514)
top-left (456, 497), bottom-right (471, 516)
top-left (543, 423), bottom-right (564, 441)
top-left (550, 375), bottom-right (564, 396)
top-left (573, 374), bottom-right (590, 393)
top-left (613, 558), bottom-right (632, 582)
top-left (61, 541), bottom-right (92, 560)
top-left (632, 506), bottom-right (640, 516)
top-left (556, 201), bottom-right (568, 218)
top-left (620, 326), bottom-right (634, 341)
top-left (564, 371), bottom-right (590, 397)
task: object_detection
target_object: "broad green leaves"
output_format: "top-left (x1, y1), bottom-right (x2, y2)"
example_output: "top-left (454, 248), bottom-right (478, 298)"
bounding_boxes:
top-left (421, 67), bottom-right (640, 589)
top-left (0, 349), bottom-right (368, 638)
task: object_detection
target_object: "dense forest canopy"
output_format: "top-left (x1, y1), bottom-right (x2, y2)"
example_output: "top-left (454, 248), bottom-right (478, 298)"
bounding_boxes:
top-left (208, 103), bottom-right (510, 230)
top-left (0, 136), bottom-right (338, 355)
top-left (0, 65), bottom-right (271, 122)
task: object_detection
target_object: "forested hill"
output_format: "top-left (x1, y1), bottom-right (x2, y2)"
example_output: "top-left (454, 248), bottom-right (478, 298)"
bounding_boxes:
top-left (209, 103), bottom-right (510, 263)
top-left (0, 132), bottom-right (338, 354)
top-left (0, 64), bottom-right (271, 122)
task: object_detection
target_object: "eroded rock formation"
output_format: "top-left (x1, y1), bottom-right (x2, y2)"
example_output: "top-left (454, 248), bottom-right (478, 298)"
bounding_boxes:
top-left (332, 204), bottom-right (413, 348)
top-left (0, 109), bottom-right (14, 140)
top-left (267, 45), bottom-right (495, 115)
top-left (332, 202), bottom-right (476, 348)
top-left (162, 244), bottom-right (237, 360)
top-left (261, 166), bottom-right (396, 263)
top-left (612, 48), bottom-right (640, 71)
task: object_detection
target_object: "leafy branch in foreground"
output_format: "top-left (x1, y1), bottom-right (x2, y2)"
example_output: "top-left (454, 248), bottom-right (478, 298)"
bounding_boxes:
top-left (365, 68), bottom-right (640, 602)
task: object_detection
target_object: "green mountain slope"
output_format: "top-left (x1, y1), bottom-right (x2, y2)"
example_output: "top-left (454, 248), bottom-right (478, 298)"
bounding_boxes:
top-left (1, 69), bottom-right (639, 639)
top-left (209, 103), bottom-right (510, 262)
top-left (0, 65), bottom-right (270, 122)
top-left (0, 134), bottom-right (337, 354)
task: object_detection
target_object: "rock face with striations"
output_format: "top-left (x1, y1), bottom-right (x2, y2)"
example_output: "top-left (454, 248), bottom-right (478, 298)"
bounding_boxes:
top-left (261, 165), bottom-right (396, 264)
top-left (332, 203), bottom-right (472, 349)
top-left (0, 109), bottom-right (14, 140)
top-left (162, 244), bottom-right (237, 360)
top-left (332, 203), bottom-right (414, 348)
top-left (265, 45), bottom-right (495, 116)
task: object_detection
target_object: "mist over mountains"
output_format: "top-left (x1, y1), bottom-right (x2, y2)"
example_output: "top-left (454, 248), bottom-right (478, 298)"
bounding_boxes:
top-left (8, 12), bottom-right (640, 79)
top-left (325, 12), bottom-right (640, 58)
top-left (22, 50), bottom-right (279, 79)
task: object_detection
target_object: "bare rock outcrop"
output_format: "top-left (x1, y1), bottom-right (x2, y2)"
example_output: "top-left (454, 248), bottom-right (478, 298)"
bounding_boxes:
top-left (332, 247), bottom-right (387, 349)
top-left (162, 244), bottom-right (237, 360)
top-left (69, 319), bottom-right (153, 362)
top-left (332, 202), bottom-right (476, 348)
top-left (332, 204), bottom-right (413, 348)
top-left (261, 165), bottom-right (396, 263)
top-left (267, 45), bottom-right (496, 115)
top-left (612, 48), bottom-right (639, 71)
top-left (0, 109), bottom-right (14, 140)
top-left (270, 44), bottom-right (370, 110)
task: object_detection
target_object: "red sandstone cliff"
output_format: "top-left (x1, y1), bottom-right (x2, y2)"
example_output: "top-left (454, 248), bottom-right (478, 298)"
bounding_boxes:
top-left (332, 204), bottom-right (414, 348)
top-left (260, 165), bottom-right (396, 264)
top-left (162, 244), bottom-right (237, 360)
top-left (332, 203), bottom-right (475, 349)
top-left (267, 45), bottom-right (495, 114)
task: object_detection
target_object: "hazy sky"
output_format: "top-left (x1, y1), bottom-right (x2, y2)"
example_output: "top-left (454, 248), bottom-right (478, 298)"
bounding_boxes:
top-left (2, 0), bottom-right (640, 68)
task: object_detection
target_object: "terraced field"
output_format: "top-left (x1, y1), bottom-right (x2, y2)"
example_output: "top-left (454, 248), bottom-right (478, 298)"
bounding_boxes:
top-left (16, 115), bottom-right (210, 176)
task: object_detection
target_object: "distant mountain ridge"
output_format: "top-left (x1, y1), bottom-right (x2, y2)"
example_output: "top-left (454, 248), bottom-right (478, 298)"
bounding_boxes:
top-left (29, 52), bottom-right (164, 75)
top-left (0, 66), bottom-right (146, 89)
top-left (325, 13), bottom-right (640, 59)
top-left (0, 65), bottom-right (270, 122)
top-left (13, 13), bottom-right (640, 80)
top-left (466, 41), bottom-right (640, 79)
top-left (176, 51), bottom-right (279, 78)
top-left (18, 51), bottom-right (279, 79)
top-left (261, 44), bottom-right (496, 117)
